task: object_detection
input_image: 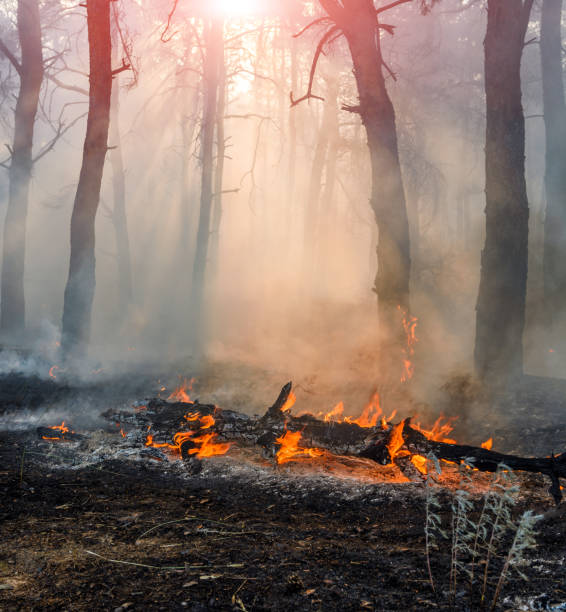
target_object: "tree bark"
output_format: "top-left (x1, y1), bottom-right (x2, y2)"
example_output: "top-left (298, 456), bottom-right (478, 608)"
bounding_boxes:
top-left (189, 18), bottom-right (222, 352)
top-left (319, 0), bottom-right (411, 369)
top-left (61, 0), bottom-right (112, 358)
top-left (541, 0), bottom-right (566, 327)
top-left (474, 0), bottom-right (533, 382)
top-left (0, 0), bottom-right (43, 334)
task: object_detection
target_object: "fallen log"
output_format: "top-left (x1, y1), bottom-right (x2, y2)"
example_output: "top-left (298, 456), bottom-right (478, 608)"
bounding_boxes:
top-left (105, 382), bottom-right (565, 503)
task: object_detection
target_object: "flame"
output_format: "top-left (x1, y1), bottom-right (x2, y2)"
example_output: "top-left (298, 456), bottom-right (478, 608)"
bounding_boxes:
top-left (318, 392), bottom-right (383, 428)
top-left (116, 423), bottom-right (126, 438)
top-left (275, 429), bottom-right (326, 464)
top-left (386, 420), bottom-right (408, 462)
top-left (413, 416), bottom-right (457, 444)
top-left (481, 437), bottom-right (493, 450)
top-left (167, 378), bottom-right (194, 403)
top-left (280, 390), bottom-right (297, 412)
top-left (324, 401), bottom-right (344, 422)
top-left (145, 411), bottom-right (231, 459)
top-left (49, 365), bottom-right (59, 379)
top-left (42, 421), bottom-right (72, 441)
top-left (398, 306), bottom-right (418, 382)
top-left (411, 454), bottom-right (428, 474)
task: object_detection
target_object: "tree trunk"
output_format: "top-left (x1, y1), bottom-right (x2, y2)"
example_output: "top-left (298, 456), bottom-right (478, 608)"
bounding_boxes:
top-left (0, 0), bottom-right (43, 334)
top-left (541, 0), bottom-right (566, 328)
top-left (61, 0), bottom-right (112, 358)
top-left (474, 0), bottom-right (533, 382)
top-left (189, 18), bottom-right (221, 352)
top-left (210, 27), bottom-right (226, 283)
top-left (320, 0), bottom-right (411, 369)
top-left (109, 76), bottom-right (134, 314)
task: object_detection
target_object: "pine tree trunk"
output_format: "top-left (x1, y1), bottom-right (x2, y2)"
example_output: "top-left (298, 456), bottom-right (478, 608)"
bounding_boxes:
top-left (190, 18), bottom-right (221, 352)
top-left (320, 0), bottom-right (411, 367)
top-left (61, 0), bottom-right (112, 358)
top-left (0, 0), bottom-right (43, 334)
top-left (541, 0), bottom-right (566, 327)
top-left (474, 0), bottom-right (533, 382)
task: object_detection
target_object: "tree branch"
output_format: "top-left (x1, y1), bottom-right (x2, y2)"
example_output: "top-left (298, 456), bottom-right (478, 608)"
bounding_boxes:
top-left (0, 38), bottom-right (22, 77)
top-left (376, 0), bottom-right (413, 15)
top-left (290, 25), bottom-right (341, 108)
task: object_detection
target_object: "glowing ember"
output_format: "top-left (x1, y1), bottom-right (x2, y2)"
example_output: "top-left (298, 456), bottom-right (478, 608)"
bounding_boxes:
top-left (167, 378), bottom-right (194, 403)
top-left (410, 454), bottom-right (428, 474)
top-left (481, 437), bottom-right (493, 450)
top-left (145, 411), bottom-right (231, 459)
top-left (280, 390), bottom-right (297, 412)
top-left (275, 429), bottom-right (326, 464)
top-left (116, 423), bottom-right (126, 438)
top-left (48, 365), bottom-right (60, 379)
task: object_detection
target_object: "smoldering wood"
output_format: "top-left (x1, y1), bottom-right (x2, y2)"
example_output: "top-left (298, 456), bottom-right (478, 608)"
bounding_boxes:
top-left (105, 382), bottom-right (565, 503)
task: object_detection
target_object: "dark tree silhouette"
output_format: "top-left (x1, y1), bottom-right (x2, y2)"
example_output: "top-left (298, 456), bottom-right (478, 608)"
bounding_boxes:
top-left (61, 0), bottom-right (114, 358)
top-left (190, 18), bottom-right (222, 352)
top-left (315, 0), bottom-right (412, 370)
top-left (540, 0), bottom-right (566, 328)
top-left (474, 0), bottom-right (534, 382)
top-left (0, 0), bottom-right (43, 334)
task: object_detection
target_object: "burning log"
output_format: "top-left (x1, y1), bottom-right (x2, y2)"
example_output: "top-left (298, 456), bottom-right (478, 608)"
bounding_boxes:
top-left (37, 421), bottom-right (83, 441)
top-left (105, 382), bottom-right (565, 503)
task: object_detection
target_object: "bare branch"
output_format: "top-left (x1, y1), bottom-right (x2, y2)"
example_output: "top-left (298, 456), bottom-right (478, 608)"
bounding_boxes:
top-left (290, 25), bottom-right (342, 108)
top-left (47, 74), bottom-right (88, 96)
top-left (375, 0), bottom-right (413, 15)
top-left (111, 58), bottom-right (130, 77)
top-left (0, 38), bottom-right (22, 76)
top-left (33, 112), bottom-right (87, 164)
top-left (293, 17), bottom-right (332, 39)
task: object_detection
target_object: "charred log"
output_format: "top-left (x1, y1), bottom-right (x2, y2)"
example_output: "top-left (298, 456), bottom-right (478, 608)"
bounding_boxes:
top-left (105, 382), bottom-right (565, 503)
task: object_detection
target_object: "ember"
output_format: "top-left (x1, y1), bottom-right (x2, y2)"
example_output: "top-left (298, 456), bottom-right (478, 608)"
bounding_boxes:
top-left (275, 429), bottom-right (327, 464)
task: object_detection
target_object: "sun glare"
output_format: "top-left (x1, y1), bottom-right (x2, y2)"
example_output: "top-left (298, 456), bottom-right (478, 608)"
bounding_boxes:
top-left (211, 0), bottom-right (263, 17)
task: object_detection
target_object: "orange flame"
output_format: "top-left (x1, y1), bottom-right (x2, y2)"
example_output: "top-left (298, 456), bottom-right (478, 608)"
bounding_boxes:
top-left (42, 421), bottom-right (72, 441)
top-left (167, 378), bottom-right (195, 403)
top-left (145, 411), bottom-right (231, 459)
top-left (324, 401), bottom-right (344, 422)
top-left (398, 306), bottom-right (418, 382)
top-left (49, 365), bottom-right (60, 379)
top-left (386, 420), bottom-right (408, 462)
top-left (413, 416), bottom-right (457, 444)
top-left (116, 423), bottom-right (126, 438)
top-left (481, 437), bottom-right (493, 450)
top-left (280, 390), bottom-right (297, 413)
top-left (275, 429), bottom-right (326, 464)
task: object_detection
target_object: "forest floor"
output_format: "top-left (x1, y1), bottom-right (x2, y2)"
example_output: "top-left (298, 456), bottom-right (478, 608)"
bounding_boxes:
top-left (0, 358), bottom-right (566, 611)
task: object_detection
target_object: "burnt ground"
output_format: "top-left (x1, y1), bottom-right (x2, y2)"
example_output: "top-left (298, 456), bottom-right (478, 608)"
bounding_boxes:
top-left (0, 366), bottom-right (566, 611)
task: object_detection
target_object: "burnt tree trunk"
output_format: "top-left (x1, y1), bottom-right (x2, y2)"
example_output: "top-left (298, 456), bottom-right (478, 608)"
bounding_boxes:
top-left (190, 18), bottom-right (222, 352)
top-left (320, 0), bottom-right (411, 369)
top-left (61, 0), bottom-right (112, 358)
top-left (109, 75), bottom-right (134, 314)
top-left (541, 0), bottom-right (566, 327)
top-left (0, 0), bottom-right (43, 334)
top-left (474, 0), bottom-right (533, 382)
